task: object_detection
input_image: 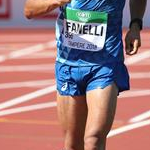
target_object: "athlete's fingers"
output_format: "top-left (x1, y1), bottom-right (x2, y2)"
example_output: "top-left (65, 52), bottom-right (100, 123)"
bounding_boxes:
top-left (125, 37), bottom-right (141, 55)
top-left (128, 39), bottom-right (139, 55)
top-left (125, 30), bottom-right (133, 55)
top-left (125, 37), bottom-right (133, 55)
top-left (128, 39), bottom-right (141, 55)
top-left (125, 45), bottom-right (131, 55)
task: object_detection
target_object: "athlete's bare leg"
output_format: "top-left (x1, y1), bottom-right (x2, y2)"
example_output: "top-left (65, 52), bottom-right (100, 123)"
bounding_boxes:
top-left (57, 93), bottom-right (87, 150)
top-left (84, 83), bottom-right (118, 150)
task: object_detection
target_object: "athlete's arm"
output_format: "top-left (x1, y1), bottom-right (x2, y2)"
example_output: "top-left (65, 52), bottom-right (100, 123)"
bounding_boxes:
top-left (24, 0), bottom-right (71, 19)
top-left (125, 0), bottom-right (147, 55)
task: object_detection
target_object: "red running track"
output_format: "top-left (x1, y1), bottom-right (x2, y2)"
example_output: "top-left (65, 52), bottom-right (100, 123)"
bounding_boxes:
top-left (0, 29), bottom-right (150, 150)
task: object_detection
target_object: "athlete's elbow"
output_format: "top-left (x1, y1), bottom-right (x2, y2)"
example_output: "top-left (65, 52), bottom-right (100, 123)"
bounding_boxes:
top-left (63, 0), bottom-right (71, 4)
top-left (58, 0), bottom-right (71, 6)
top-left (24, 8), bottom-right (33, 19)
top-left (65, 0), bottom-right (71, 2)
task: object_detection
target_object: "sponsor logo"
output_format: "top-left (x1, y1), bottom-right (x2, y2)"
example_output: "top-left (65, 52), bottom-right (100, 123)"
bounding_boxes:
top-left (61, 82), bottom-right (68, 92)
top-left (76, 11), bottom-right (91, 22)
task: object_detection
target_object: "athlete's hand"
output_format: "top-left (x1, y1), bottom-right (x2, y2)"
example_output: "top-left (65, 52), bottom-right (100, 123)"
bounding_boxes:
top-left (125, 23), bottom-right (141, 55)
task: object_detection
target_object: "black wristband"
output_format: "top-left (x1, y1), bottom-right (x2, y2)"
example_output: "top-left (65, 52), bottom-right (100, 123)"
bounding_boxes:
top-left (129, 18), bottom-right (143, 30)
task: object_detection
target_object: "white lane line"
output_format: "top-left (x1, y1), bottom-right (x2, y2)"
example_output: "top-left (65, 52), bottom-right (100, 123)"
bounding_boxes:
top-left (119, 89), bottom-right (150, 98)
top-left (14, 52), bottom-right (56, 59)
top-left (108, 119), bottom-right (150, 138)
top-left (0, 85), bottom-right (56, 110)
top-left (0, 56), bottom-right (6, 62)
top-left (9, 41), bottom-right (56, 59)
top-left (0, 79), bottom-right (55, 89)
top-left (131, 59), bottom-right (150, 66)
top-left (0, 41), bottom-right (56, 63)
top-left (0, 102), bottom-right (57, 117)
top-left (130, 72), bottom-right (150, 79)
top-left (125, 50), bottom-right (150, 65)
top-left (129, 110), bottom-right (150, 123)
top-left (0, 64), bottom-right (54, 72)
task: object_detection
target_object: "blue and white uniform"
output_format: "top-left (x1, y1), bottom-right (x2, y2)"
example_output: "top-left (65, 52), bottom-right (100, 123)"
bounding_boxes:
top-left (55, 0), bottom-right (130, 95)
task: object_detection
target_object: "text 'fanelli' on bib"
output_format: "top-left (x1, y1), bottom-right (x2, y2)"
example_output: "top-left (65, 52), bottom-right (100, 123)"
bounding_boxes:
top-left (63, 7), bottom-right (108, 51)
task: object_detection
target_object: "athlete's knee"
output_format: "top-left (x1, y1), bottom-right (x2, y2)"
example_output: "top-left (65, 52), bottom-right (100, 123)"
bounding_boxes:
top-left (65, 143), bottom-right (83, 150)
top-left (84, 134), bottom-right (106, 150)
top-left (65, 140), bottom-right (78, 150)
top-left (64, 133), bottom-right (84, 150)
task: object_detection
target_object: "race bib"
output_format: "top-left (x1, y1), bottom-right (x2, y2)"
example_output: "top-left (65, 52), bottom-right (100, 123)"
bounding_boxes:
top-left (63, 8), bottom-right (108, 51)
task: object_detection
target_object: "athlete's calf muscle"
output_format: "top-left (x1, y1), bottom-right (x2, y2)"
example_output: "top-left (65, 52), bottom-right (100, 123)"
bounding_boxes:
top-left (24, 0), bottom-right (71, 19)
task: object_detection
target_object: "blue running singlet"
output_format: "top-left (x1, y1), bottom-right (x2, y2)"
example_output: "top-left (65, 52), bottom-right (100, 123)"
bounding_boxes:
top-left (55, 0), bottom-right (126, 66)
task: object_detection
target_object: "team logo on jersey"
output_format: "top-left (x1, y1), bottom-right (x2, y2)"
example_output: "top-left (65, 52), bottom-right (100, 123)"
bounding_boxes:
top-left (76, 11), bottom-right (91, 22)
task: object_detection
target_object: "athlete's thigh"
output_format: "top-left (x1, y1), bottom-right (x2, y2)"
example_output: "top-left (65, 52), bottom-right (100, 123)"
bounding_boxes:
top-left (57, 92), bottom-right (87, 139)
top-left (85, 83), bottom-right (118, 138)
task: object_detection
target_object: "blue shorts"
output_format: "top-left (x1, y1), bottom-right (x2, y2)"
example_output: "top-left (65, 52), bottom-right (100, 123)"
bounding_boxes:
top-left (55, 61), bottom-right (130, 96)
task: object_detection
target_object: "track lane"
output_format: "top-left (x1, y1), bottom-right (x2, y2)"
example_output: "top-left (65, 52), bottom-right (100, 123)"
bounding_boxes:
top-left (0, 29), bottom-right (149, 150)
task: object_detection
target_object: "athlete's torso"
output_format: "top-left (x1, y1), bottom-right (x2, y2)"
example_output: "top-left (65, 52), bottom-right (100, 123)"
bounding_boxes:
top-left (56, 0), bottom-right (126, 66)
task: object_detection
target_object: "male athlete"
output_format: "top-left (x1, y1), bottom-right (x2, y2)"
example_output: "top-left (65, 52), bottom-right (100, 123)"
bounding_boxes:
top-left (25, 0), bottom-right (147, 150)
